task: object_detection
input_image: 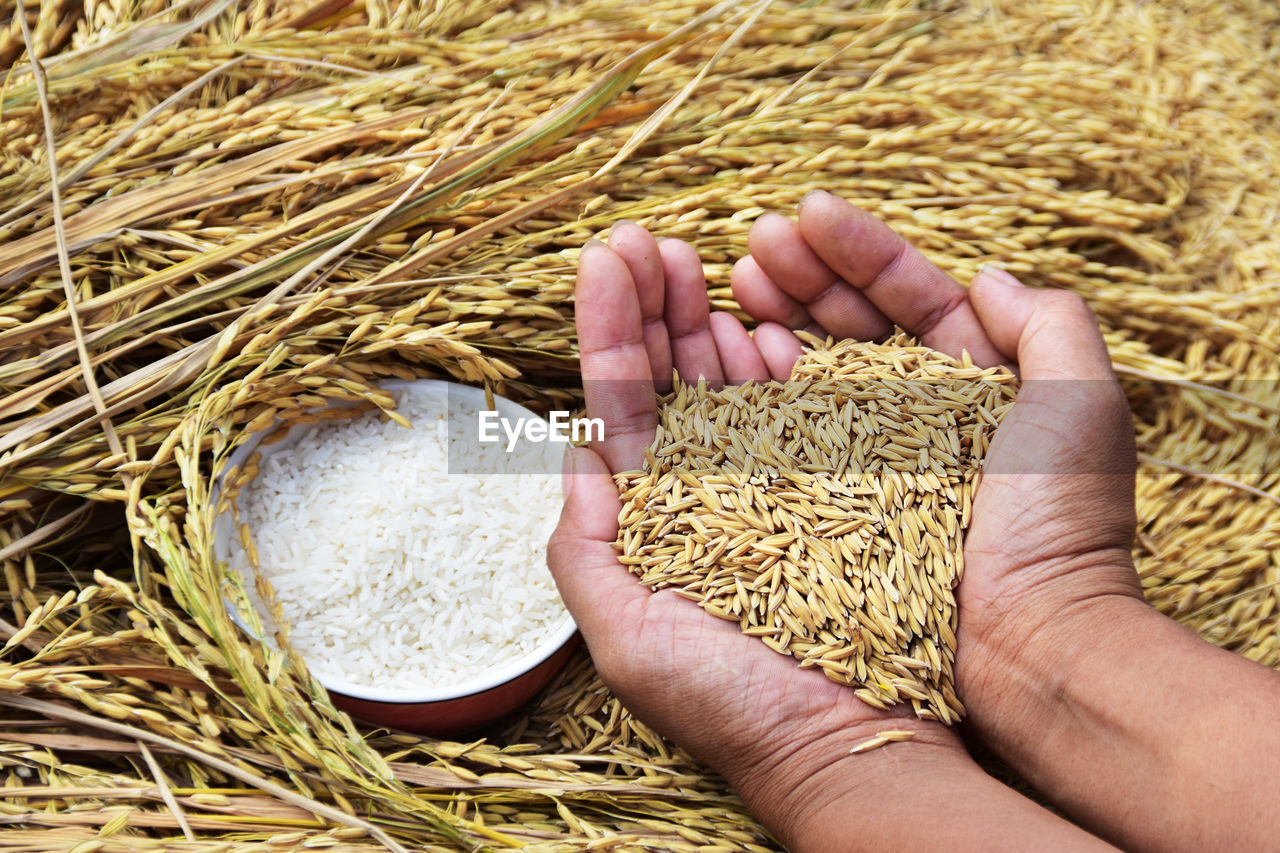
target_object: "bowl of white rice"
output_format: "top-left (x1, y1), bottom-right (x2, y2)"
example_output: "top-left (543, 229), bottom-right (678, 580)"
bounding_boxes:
top-left (212, 379), bottom-right (578, 735)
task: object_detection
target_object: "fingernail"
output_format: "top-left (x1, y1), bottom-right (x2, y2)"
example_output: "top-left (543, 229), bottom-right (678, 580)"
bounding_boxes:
top-left (560, 446), bottom-right (577, 500)
top-left (799, 188), bottom-right (830, 208)
top-left (977, 262), bottom-right (1024, 288)
top-left (610, 219), bottom-right (635, 234)
top-left (581, 238), bottom-right (608, 256)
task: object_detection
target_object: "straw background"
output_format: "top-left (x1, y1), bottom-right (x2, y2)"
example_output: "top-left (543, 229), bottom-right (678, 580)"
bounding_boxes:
top-left (2, 0), bottom-right (1278, 849)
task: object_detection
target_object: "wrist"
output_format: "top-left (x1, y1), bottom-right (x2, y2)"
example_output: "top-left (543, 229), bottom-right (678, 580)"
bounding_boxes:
top-left (958, 578), bottom-right (1280, 852)
top-left (717, 706), bottom-right (964, 851)
top-left (957, 552), bottom-right (1148, 741)
top-left (722, 706), bottom-right (1112, 853)
top-left (958, 574), bottom-right (1162, 803)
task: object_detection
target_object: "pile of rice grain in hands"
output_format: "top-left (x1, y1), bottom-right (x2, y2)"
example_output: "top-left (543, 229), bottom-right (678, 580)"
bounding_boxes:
top-left (613, 333), bottom-right (1018, 723)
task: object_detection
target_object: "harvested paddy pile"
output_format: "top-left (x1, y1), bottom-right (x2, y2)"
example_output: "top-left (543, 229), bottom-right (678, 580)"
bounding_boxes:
top-left (616, 334), bottom-right (1018, 723)
top-left (1, 0), bottom-right (1279, 850)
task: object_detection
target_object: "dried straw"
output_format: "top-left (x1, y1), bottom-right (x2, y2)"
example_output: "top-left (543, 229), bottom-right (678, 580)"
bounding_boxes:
top-left (1, 0), bottom-right (1278, 849)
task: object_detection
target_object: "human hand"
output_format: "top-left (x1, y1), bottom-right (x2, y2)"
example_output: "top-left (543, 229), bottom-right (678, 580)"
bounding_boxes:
top-left (546, 221), bottom-right (970, 845)
top-left (722, 193), bottom-right (1280, 853)
top-left (552, 193), bottom-right (1280, 853)
top-left (547, 212), bottom-right (1122, 851)
top-left (725, 190), bottom-right (1143, 721)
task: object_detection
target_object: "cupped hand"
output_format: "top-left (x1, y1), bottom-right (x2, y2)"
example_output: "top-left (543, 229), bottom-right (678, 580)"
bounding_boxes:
top-left (725, 190), bottom-right (1144, 733)
top-left (546, 219), bottom-right (967, 835)
top-left (548, 191), bottom-right (1144, 839)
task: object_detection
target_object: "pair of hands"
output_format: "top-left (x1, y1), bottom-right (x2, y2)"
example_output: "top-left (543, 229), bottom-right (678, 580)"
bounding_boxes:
top-left (547, 190), bottom-right (1144, 848)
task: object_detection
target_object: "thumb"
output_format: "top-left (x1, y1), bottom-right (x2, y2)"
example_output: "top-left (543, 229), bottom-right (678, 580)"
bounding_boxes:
top-left (968, 266), bottom-right (1134, 479)
top-left (962, 270), bottom-right (1139, 608)
top-left (546, 445), bottom-right (648, 644)
top-left (968, 265), bottom-right (1114, 382)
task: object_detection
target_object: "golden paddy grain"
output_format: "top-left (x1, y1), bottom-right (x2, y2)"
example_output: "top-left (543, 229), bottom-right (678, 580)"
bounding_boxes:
top-left (614, 333), bottom-right (1018, 722)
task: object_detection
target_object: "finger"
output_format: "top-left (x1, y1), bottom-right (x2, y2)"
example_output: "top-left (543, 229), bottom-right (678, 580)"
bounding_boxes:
top-left (968, 266), bottom-right (1114, 380)
top-left (609, 221), bottom-right (673, 392)
top-left (796, 190), bottom-right (1007, 367)
top-left (752, 321), bottom-right (805, 380)
top-left (709, 312), bottom-right (770, 383)
top-left (730, 254), bottom-right (812, 329)
top-left (547, 446), bottom-right (648, 644)
top-left (968, 267), bottom-right (1134, 478)
top-left (658, 238), bottom-right (724, 386)
top-left (747, 211), bottom-right (893, 341)
top-left (576, 240), bottom-right (658, 473)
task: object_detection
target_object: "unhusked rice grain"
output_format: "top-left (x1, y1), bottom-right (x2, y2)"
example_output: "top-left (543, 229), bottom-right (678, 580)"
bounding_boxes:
top-left (612, 332), bottom-right (1019, 722)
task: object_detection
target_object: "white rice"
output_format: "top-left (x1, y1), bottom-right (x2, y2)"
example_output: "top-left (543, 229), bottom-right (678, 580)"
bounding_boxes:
top-left (226, 384), bottom-right (568, 691)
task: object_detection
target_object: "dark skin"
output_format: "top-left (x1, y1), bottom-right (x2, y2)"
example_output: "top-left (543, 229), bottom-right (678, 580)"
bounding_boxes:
top-left (548, 190), bottom-right (1280, 852)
